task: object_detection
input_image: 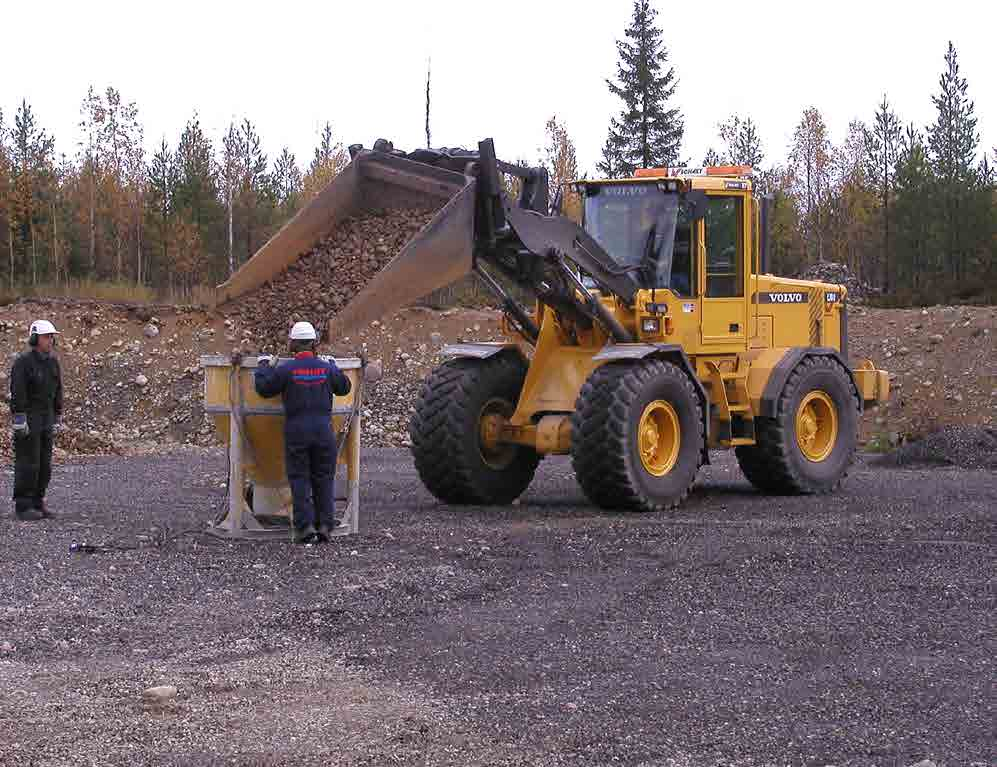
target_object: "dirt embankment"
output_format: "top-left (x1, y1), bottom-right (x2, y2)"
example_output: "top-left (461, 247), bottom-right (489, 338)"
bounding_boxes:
top-left (0, 297), bottom-right (504, 459)
top-left (849, 304), bottom-right (997, 443)
top-left (2, 297), bottom-right (993, 462)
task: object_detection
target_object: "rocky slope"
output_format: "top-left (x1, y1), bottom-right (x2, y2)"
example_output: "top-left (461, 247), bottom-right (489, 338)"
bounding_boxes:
top-left (2, 298), bottom-right (993, 461)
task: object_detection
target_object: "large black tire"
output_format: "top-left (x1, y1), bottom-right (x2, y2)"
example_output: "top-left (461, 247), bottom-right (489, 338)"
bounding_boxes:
top-left (571, 359), bottom-right (704, 512)
top-left (409, 353), bottom-right (540, 505)
top-left (735, 356), bottom-right (859, 494)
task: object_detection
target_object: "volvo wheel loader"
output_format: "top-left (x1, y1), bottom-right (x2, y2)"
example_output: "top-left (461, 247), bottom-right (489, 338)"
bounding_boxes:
top-left (219, 138), bottom-right (890, 512)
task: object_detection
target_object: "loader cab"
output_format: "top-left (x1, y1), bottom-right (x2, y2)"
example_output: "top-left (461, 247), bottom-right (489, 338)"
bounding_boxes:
top-left (579, 169), bottom-right (755, 353)
top-left (580, 182), bottom-right (698, 297)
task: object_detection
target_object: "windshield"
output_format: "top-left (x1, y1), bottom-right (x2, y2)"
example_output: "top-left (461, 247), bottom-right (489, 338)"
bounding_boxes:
top-left (583, 184), bottom-right (683, 291)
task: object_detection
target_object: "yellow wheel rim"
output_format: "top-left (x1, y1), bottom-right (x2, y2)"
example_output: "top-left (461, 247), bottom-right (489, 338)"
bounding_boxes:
top-left (478, 398), bottom-right (515, 470)
top-left (637, 400), bottom-right (681, 476)
top-left (795, 390), bottom-right (838, 462)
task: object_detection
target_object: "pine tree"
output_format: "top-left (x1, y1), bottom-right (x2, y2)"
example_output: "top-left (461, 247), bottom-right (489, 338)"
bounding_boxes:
top-left (971, 153), bottom-right (997, 290)
top-left (717, 116), bottom-right (764, 167)
top-left (598, 0), bottom-right (683, 177)
top-left (173, 115), bottom-right (223, 281)
top-left (125, 121), bottom-right (147, 286)
top-left (702, 148), bottom-right (722, 167)
top-left (237, 119), bottom-right (269, 264)
top-left (302, 122), bottom-right (347, 201)
top-left (597, 136), bottom-right (622, 179)
top-left (926, 41), bottom-right (979, 283)
top-left (979, 154), bottom-right (994, 187)
top-left (48, 154), bottom-right (67, 286)
top-left (11, 100), bottom-right (55, 286)
top-left (893, 125), bottom-right (933, 293)
top-left (146, 138), bottom-right (177, 285)
top-left (986, 152), bottom-right (997, 285)
top-left (864, 95), bottom-right (902, 292)
top-left (767, 170), bottom-right (807, 276)
top-left (272, 147), bottom-right (302, 221)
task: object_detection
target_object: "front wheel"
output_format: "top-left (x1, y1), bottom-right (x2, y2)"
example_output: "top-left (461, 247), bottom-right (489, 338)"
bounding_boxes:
top-left (409, 354), bottom-right (540, 505)
top-left (571, 359), bottom-right (704, 512)
top-left (736, 356), bottom-right (859, 494)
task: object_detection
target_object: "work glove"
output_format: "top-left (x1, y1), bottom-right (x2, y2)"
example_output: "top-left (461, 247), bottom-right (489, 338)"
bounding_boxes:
top-left (257, 354), bottom-right (276, 367)
top-left (12, 413), bottom-right (29, 438)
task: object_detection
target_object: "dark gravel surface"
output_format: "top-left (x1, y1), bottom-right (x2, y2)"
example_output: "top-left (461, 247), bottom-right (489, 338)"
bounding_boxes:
top-left (0, 449), bottom-right (994, 767)
top-left (874, 426), bottom-right (997, 470)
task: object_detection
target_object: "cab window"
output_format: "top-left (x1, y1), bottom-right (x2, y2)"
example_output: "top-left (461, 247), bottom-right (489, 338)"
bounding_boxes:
top-left (705, 196), bottom-right (743, 298)
top-left (668, 204), bottom-right (695, 297)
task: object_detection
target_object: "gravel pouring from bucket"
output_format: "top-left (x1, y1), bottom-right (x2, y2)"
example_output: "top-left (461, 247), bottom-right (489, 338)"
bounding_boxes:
top-left (215, 150), bottom-right (478, 337)
top-left (328, 172), bottom-right (477, 338)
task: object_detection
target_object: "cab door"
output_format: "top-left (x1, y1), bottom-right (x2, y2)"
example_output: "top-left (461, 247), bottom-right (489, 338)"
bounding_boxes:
top-left (700, 194), bottom-right (748, 348)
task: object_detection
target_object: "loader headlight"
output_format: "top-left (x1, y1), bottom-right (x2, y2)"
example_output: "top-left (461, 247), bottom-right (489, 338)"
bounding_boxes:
top-left (641, 317), bottom-right (661, 334)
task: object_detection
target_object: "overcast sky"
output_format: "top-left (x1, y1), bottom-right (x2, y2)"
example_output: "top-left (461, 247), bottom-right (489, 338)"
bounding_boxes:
top-left (3, 0), bottom-right (996, 176)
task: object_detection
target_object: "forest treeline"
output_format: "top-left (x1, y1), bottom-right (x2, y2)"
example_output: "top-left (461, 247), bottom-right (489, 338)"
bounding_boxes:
top-left (1, 3), bottom-right (995, 306)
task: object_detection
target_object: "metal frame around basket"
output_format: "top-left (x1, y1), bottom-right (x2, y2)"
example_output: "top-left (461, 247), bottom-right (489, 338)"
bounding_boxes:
top-left (201, 355), bottom-right (363, 542)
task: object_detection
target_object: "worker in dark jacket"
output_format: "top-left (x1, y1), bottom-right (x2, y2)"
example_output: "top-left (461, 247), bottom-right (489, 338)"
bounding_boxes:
top-left (10, 319), bottom-right (63, 521)
top-left (254, 321), bottom-right (352, 544)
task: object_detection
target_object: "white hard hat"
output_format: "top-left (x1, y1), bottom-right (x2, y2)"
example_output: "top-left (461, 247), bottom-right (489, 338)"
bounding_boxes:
top-left (29, 319), bottom-right (60, 337)
top-left (289, 321), bottom-right (318, 341)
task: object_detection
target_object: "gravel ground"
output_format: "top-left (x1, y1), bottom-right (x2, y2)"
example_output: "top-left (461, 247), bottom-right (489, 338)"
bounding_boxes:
top-left (875, 426), bottom-right (997, 470)
top-left (0, 450), bottom-right (993, 767)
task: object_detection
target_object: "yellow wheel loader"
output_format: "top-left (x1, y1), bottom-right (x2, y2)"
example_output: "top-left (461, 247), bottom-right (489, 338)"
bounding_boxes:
top-left (219, 138), bottom-right (889, 512)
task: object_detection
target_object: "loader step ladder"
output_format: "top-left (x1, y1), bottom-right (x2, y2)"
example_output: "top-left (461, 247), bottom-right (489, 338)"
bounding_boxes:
top-left (704, 359), bottom-right (755, 446)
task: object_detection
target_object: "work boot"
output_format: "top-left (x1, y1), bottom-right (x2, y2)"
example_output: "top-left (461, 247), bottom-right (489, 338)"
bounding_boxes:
top-left (293, 524), bottom-right (319, 544)
top-left (316, 520), bottom-right (348, 541)
top-left (13, 506), bottom-right (43, 522)
top-left (35, 501), bottom-right (54, 520)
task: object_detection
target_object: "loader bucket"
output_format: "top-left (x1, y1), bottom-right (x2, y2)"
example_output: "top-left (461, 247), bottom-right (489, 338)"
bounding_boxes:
top-left (215, 151), bottom-right (477, 337)
top-left (329, 177), bottom-right (476, 337)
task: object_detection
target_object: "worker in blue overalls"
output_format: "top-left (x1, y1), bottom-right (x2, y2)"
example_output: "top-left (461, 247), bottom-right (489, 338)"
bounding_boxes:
top-left (254, 321), bottom-right (352, 544)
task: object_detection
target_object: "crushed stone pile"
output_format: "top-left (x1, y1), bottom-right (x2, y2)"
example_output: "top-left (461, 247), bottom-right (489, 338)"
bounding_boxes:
top-left (1, 301), bottom-right (220, 459)
top-left (849, 305), bottom-right (996, 445)
top-left (873, 426), bottom-right (997, 470)
top-left (799, 260), bottom-right (878, 301)
top-left (327, 307), bottom-right (502, 448)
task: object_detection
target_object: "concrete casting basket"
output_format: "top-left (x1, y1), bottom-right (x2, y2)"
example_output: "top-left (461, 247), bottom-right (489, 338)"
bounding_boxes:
top-left (201, 355), bottom-right (363, 540)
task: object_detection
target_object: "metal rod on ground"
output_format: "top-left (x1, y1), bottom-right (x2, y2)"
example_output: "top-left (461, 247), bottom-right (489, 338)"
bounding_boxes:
top-left (346, 393), bottom-right (362, 535)
top-left (226, 370), bottom-right (243, 533)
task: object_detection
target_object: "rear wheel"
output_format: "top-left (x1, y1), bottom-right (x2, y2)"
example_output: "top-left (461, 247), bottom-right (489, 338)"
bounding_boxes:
top-left (410, 354), bottom-right (540, 505)
top-left (735, 356), bottom-right (859, 494)
top-left (571, 359), bottom-right (703, 512)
